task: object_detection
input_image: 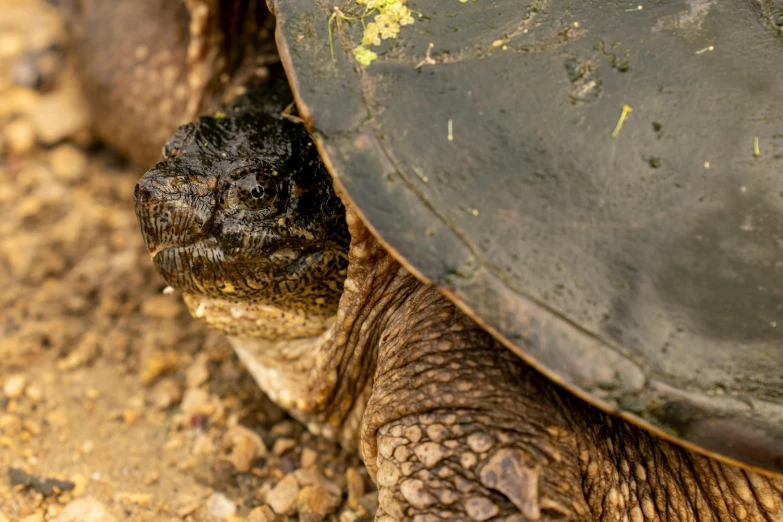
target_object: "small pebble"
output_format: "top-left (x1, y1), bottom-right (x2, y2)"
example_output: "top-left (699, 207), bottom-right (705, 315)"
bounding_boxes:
top-left (173, 491), bottom-right (206, 517)
top-left (272, 437), bottom-right (296, 455)
top-left (346, 467), bottom-right (365, 509)
top-left (186, 357), bottom-right (209, 388)
top-left (70, 474), bottom-right (88, 497)
top-left (247, 505), bottom-right (275, 522)
top-left (297, 484), bottom-right (342, 522)
top-left (30, 83), bottom-right (91, 145)
top-left (148, 378), bottom-right (181, 410)
top-left (300, 447), bottom-right (317, 468)
top-left (266, 474), bottom-right (300, 515)
top-left (339, 511), bottom-right (359, 522)
top-left (4, 119), bottom-right (36, 155)
top-left (294, 468), bottom-right (341, 497)
top-left (223, 425), bottom-right (267, 472)
top-left (3, 374), bottom-right (27, 399)
top-left (358, 492), bottom-right (380, 515)
top-left (25, 384), bottom-right (43, 402)
top-left (0, 33), bottom-right (23, 58)
top-left (51, 497), bottom-right (118, 522)
top-left (140, 351), bottom-right (180, 384)
top-left (180, 388), bottom-right (215, 417)
top-left (49, 144), bottom-right (87, 181)
top-left (206, 491), bottom-right (237, 519)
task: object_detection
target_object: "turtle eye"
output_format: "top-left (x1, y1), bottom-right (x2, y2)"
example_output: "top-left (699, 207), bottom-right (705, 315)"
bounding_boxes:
top-left (229, 170), bottom-right (281, 215)
top-left (250, 185), bottom-right (265, 199)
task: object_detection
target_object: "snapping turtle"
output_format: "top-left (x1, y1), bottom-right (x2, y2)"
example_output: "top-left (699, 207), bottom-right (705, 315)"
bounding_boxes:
top-left (69, 0), bottom-right (783, 519)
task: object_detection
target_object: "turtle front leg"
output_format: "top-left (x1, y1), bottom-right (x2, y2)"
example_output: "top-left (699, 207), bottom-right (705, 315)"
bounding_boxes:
top-left (361, 285), bottom-right (783, 522)
top-left (361, 286), bottom-right (592, 521)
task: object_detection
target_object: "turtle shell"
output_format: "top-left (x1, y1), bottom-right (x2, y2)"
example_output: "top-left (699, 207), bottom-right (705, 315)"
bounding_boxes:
top-left (272, 0), bottom-right (783, 474)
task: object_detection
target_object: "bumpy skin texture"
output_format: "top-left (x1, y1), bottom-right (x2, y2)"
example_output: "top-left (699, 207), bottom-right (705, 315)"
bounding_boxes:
top-left (134, 84), bottom-right (783, 521)
top-left (363, 270), bottom-right (783, 521)
top-left (56, 0), bottom-right (272, 166)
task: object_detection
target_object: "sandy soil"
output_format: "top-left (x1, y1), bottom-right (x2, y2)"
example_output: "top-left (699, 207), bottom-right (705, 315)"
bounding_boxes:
top-left (0, 1), bottom-right (375, 520)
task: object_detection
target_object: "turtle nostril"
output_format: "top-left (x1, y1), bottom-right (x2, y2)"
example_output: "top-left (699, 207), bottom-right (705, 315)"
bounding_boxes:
top-left (134, 183), bottom-right (153, 206)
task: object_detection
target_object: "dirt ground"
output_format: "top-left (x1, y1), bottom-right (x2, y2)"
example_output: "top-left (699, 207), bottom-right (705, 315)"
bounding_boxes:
top-left (0, 1), bottom-right (375, 521)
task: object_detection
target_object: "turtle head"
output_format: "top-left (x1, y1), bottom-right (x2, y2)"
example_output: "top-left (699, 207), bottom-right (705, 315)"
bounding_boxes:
top-left (133, 101), bottom-right (349, 339)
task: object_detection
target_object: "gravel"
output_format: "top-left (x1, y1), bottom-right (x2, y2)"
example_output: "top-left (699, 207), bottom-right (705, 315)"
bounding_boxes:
top-left (0, 1), bottom-right (377, 520)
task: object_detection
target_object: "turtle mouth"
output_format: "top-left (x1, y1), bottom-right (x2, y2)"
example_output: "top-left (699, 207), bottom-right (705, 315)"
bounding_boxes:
top-left (149, 236), bottom-right (221, 260)
top-left (150, 234), bottom-right (312, 299)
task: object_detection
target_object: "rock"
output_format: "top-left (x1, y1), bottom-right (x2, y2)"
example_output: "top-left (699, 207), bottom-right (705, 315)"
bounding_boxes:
top-left (223, 425), bottom-right (267, 472)
top-left (51, 497), bottom-right (117, 522)
top-left (49, 144), bottom-right (86, 182)
top-left (266, 474), bottom-right (300, 515)
top-left (9, 468), bottom-right (75, 496)
top-left (140, 350), bottom-right (180, 384)
top-left (3, 119), bottom-right (35, 155)
top-left (339, 511), bottom-right (359, 522)
top-left (300, 447), bottom-right (318, 468)
top-left (0, 33), bottom-right (23, 58)
top-left (272, 437), bottom-right (296, 456)
top-left (247, 505), bottom-right (275, 522)
top-left (25, 384), bottom-right (43, 402)
top-left (294, 468), bottom-right (342, 498)
top-left (180, 388), bottom-right (215, 417)
top-left (172, 491), bottom-right (206, 517)
top-left (148, 378), bottom-right (181, 410)
top-left (206, 492), bottom-right (236, 519)
top-left (186, 357), bottom-right (209, 388)
top-left (70, 473), bottom-right (88, 497)
top-left (346, 467), bottom-right (365, 510)
top-left (29, 74), bottom-right (91, 145)
top-left (0, 414), bottom-right (20, 435)
top-left (3, 374), bottom-right (27, 399)
top-left (358, 492), bottom-right (379, 516)
top-left (297, 484), bottom-right (342, 522)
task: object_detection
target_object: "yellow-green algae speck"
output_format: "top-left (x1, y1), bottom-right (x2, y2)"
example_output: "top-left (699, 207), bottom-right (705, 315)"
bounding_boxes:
top-left (350, 0), bottom-right (415, 65)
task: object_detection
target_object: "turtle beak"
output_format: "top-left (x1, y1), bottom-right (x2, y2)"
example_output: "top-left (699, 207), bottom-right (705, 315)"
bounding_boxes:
top-left (133, 163), bottom-right (218, 260)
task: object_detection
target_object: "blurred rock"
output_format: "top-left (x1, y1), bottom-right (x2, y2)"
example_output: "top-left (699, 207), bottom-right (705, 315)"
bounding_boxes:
top-left (206, 491), bottom-right (236, 519)
top-left (267, 473), bottom-right (299, 515)
top-left (3, 374), bottom-right (27, 399)
top-left (3, 119), bottom-right (35, 155)
top-left (147, 377), bottom-right (181, 410)
top-left (186, 356), bottom-right (209, 388)
top-left (297, 484), bottom-right (341, 522)
top-left (247, 505), bottom-right (275, 522)
top-left (346, 467), bottom-right (365, 510)
top-left (223, 425), bottom-right (267, 473)
top-left (29, 70), bottom-right (90, 146)
top-left (51, 497), bottom-right (117, 522)
top-left (49, 143), bottom-right (86, 181)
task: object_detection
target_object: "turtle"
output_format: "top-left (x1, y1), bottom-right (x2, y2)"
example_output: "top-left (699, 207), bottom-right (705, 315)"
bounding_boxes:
top-left (66, 0), bottom-right (783, 519)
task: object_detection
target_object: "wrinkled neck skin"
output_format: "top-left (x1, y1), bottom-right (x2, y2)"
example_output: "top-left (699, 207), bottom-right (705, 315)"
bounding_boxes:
top-left (185, 207), bottom-right (414, 448)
